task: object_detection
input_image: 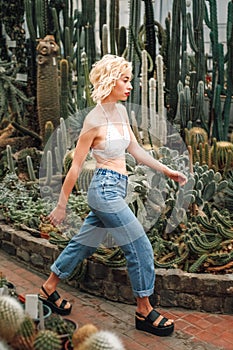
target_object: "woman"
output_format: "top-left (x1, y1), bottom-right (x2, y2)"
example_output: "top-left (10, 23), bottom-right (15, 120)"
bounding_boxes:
top-left (39, 55), bottom-right (187, 336)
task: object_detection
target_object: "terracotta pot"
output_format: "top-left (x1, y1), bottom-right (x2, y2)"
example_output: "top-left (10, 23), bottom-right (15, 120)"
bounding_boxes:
top-left (40, 231), bottom-right (50, 239)
top-left (63, 339), bottom-right (73, 350)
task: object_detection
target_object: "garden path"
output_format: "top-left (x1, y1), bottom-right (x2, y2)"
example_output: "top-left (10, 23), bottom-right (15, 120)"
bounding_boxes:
top-left (1, 249), bottom-right (233, 350)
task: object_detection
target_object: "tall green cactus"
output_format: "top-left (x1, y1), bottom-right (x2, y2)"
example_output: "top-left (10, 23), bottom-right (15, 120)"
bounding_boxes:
top-left (109, 0), bottom-right (119, 55)
top-left (222, 1), bottom-right (233, 140)
top-left (99, 0), bottom-right (107, 56)
top-left (60, 59), bottom-right (69, 120)
top-left (142, 0), bottom-right (156, 77)
top-left (141, 50), bottom-right (149, 144)
top-left (156, 54), bottom-right (167, 145)
top-left (192, 0), bottom-right (205, 87)
top-left (127, 0), bottom-right (142, 106)
top-left (81, 0), bottom-right (96, 65)
top-left (167, 0), bottom-right (182, 121)
top-left (36, 35), bottom-right (60, 142)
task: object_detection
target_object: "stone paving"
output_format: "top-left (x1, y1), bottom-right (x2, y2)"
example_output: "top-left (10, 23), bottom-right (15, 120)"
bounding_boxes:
top-left (1, 249), bottom-right (233, 350)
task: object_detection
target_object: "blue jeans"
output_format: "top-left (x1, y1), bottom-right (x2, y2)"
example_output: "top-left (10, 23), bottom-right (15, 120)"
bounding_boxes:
top-left (51, 168), bottom-right (155, 298)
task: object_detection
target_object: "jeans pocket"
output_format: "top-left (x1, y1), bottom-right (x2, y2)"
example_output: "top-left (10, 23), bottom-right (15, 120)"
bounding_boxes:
top-left (101, 175), bottom-right (120, 197)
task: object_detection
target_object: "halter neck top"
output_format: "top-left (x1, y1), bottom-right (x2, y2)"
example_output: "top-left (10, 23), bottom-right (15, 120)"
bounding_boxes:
top-left (91, 104), bottom-right (130, 160)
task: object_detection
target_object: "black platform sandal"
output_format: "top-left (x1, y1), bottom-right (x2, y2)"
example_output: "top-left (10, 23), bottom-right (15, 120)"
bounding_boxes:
top-left (39, 285), bottom-right (72, 316)
top-left (135, 309), bottom-right (174, 336)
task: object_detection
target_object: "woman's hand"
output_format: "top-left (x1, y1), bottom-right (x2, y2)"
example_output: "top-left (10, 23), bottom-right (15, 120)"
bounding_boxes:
top-left (48, 205), bottom-right (66, 226)
top-left (168, 170), bottom-right (188, 186)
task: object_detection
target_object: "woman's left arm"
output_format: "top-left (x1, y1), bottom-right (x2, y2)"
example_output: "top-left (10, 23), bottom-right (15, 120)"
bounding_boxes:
top-left (127, 128), bottom-right (187, 186)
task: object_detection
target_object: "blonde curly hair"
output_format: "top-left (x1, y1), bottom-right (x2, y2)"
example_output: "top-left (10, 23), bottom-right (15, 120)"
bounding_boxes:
top-left (89, 55), bottom-right (132, 103)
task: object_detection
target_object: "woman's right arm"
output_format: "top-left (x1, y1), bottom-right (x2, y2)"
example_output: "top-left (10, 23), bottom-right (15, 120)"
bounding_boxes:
top-left (48, 124), bottom-right (96, 225)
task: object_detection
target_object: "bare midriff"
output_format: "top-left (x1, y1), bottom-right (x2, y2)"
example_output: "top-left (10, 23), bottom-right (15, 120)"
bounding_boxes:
top-left (94, 155), bottom-right (128, 176)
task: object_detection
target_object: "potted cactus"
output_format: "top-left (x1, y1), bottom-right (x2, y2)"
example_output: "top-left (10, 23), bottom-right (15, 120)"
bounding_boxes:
top-left (44, 314), bottom-right (77, 347)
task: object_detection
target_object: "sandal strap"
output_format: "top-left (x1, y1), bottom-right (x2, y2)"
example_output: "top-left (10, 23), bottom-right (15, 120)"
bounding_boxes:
top-left (41, 285), bottom-right (61, 303)
top-left (147, 310), bottom-right (168, 327)
top-left (41, 285), bottom-right (68, 310)
top-left (60, 299), bottom-right (68, 309)
top-left (136, 309), bottom-right (168, 327)
top-left (47, 290), bottom-right (61, 303)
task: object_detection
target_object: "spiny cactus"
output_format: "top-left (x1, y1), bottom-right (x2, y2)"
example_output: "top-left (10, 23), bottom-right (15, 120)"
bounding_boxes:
top-left (33, 330), bottom-right (62, 350)
top-left (78, 330), bottom-right (125, 350)
top-left (72, 323), bottom-right (98, 350)
top-left (12, 315), bottom-right (36, 350)
top-left (185, 127), bottom-right (208, 147)
top-left (44, 314), bottom-right (76, 338)
top-left (210, 140), bottom-right (233, 172)
top-left (0, 295), bottom-right (25, 343)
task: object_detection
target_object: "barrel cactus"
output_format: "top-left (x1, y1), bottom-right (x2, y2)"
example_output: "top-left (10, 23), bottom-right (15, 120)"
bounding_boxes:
top-left (12, 315), bottom-right (36, 350)
top-left (72, 323), bottom-right (98, 350)
top-left (185, 126), bottom-right (208, 147)
top-left (0, 296), bottom-right (25, 343)
top-left (210, 140), bottom-right (233, 172)
top-left (78, 330), bottom-right (125, 350)
top-left (33, 330), bottom-right (62, 350)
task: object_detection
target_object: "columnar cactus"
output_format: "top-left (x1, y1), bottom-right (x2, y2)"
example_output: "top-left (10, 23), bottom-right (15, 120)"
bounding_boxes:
top-left (141, 50), bottom-right (149, 144)
top-left (0, 296), bottom-right (25, 343)
top-left (33, 330), bottom-right (62, 350)
top-left (36, 35), bottom-right (60, 143)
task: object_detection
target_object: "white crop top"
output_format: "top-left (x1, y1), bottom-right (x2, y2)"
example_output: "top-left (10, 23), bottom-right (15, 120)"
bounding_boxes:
top-left (91, 106), bottom-right (131, 160)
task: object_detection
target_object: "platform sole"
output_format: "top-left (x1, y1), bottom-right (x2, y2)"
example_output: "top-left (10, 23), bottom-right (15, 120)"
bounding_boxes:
top-left (135, 317), bottom-right (174, 336)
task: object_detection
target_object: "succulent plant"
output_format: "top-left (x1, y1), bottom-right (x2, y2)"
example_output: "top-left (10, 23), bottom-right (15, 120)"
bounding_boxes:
top-left (0, 296), bottom-right (25, 343)
top-left (33, 330), bottom-right (62, 350)
top-left (78, 330), bottom-right (125, 350)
